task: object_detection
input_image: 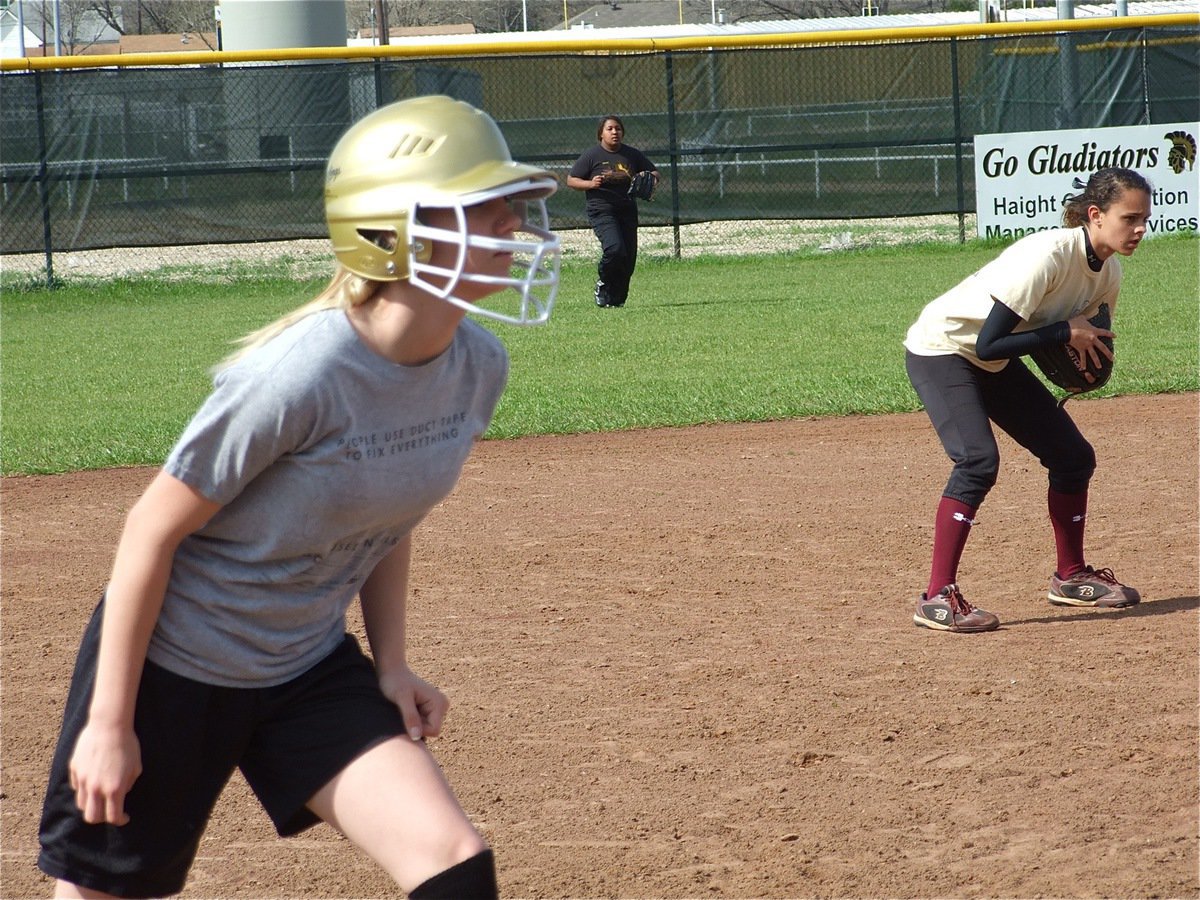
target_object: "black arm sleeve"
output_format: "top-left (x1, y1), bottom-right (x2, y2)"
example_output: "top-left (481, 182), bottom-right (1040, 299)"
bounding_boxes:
top-left (975, 299), bottom-right (1071, 362)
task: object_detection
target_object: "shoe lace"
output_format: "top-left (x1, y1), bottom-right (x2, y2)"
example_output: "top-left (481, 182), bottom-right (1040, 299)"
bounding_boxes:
top-left (943, 584), bottom-right (975, 617)
top-left (1084, 566), bottom-right (1121, 585)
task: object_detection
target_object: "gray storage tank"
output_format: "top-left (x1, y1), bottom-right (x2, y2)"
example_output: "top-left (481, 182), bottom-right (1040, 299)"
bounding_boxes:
top-left (216, 0), bottom-right (351, 169)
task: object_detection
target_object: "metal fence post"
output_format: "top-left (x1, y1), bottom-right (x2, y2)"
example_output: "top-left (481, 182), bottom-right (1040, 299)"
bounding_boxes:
top-left (34, 70), bottom-right (55, 287)
top-left (1055, 0), bottom-right (1081, 129)
top-left (665, 50), bottom-right (681, 259)
top-left (1139, 27), bottom-right (1152, 123)
top-left (950, 36), bottom-right (967, 244)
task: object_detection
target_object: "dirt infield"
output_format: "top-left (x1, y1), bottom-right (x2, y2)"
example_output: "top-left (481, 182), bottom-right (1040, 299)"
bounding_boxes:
top-left (3, 392), bottom-right (1197, 899)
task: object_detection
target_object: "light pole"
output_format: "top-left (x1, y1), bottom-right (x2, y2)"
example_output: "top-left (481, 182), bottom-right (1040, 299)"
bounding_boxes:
top-left (52, 0), bottom-right (62, 55)
top-left (16, 0), bottom-right (27, 55)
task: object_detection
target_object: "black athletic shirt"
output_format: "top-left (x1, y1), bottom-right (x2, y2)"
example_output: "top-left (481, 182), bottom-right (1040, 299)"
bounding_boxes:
top-left (569, 143), bottom-right (656, 215)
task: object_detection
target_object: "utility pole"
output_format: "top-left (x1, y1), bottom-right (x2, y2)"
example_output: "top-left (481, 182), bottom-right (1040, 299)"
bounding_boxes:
top-left (51, 0), bottom-right (61, 55)
top-left (16, 0), bottom-right (27, 55)
top-left (373, 0), bottom-right (388, 44)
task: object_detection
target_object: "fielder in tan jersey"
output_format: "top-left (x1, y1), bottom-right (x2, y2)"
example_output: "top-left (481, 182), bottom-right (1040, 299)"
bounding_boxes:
top-left (903, 167), bottom-right (1151, 635)
top-left (905, 227), bottom-right (1121, 372)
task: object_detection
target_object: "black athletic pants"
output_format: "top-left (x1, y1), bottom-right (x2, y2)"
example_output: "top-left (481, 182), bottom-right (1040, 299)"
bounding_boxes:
top-left (588, 204), bottom-right (638, 305)
top-left (905, 350), bottom-right (1096, 508)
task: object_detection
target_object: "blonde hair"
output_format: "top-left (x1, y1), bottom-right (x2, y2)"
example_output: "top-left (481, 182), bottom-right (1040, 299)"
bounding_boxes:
top-left (215, 266), bottom-right (379, 371)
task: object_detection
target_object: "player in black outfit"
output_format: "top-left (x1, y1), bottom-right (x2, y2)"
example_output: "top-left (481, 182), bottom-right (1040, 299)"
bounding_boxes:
top-left (568, 115), bottom-right (659, 308)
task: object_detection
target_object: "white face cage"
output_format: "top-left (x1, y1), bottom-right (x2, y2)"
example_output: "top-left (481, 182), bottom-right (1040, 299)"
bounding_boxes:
top-left (405, 178), bottom-right (561, 326)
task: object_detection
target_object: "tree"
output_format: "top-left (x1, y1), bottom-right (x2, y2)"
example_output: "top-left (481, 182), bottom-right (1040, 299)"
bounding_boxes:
top-left (88, 0), bottom-right (217, 43)
top-left (345, 0), bottom-right (596, 37)
top-left (19, 0), bottom-right (109, 54)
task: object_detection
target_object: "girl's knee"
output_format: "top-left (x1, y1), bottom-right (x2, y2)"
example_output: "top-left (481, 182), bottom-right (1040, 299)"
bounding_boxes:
top-left (1047, 441), bottom-right (1096, 493)
top-left (947, 449), bottom-right (999, 504)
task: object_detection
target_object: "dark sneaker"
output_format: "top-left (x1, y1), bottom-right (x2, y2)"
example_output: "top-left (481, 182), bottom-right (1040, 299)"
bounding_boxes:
top-left (913, 583), bottom-right (1001, 633)
top-left (1048, 566), bottom-right (1141, 608)
top-left (594, 280), bottom-right (614, 307)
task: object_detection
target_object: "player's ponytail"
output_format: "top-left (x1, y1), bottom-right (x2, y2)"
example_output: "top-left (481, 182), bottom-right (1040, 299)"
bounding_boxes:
top-left (214, 266), bottom-right (377, 372)
top-left (1062, 167), bottom-right (1152, 228)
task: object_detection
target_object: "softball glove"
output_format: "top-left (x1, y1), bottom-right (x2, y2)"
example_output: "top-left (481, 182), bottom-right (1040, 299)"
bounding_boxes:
top-left (628, 171), bottom-right (656, 201)
top-left (1028, 303), bottom-right (1114, 398)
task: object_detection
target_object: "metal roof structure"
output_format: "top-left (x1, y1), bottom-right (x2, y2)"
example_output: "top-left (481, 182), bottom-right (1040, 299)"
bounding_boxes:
top-left (399, 1), bottom-right (1199, 47)
top-left (561, 0), bottom-right (1198, 33)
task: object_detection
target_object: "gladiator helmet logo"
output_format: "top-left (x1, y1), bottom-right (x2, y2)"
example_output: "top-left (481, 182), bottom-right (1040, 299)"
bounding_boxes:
top-left (1164, 131), bottom-right (1196, 174)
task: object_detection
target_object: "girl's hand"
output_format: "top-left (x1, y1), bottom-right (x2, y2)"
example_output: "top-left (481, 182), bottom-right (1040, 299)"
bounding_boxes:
top-left (68, 722), bottom-right (142, 825)
top-left (1066, 314), bottom-right (1115, 375)
top-left (378, 666), bottom-right (449, 742)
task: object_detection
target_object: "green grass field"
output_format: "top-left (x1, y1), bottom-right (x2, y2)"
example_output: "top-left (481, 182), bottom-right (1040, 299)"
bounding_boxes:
top-left (2, 234), bottom-right (1196, 476)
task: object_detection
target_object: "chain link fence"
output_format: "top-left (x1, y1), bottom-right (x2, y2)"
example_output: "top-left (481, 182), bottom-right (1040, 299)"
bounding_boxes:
top-left (2, 20), bottom-right (1197, 274)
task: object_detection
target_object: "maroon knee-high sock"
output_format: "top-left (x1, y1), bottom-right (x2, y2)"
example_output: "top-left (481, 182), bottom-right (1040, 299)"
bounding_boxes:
top-left (1048, 487), bottom-right (1088, 578)
top-left (928, 497), bottom-right (977, 598)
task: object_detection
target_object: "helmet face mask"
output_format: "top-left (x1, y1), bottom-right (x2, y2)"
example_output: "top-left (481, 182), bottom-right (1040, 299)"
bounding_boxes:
top-left (325, 96), bottom-right (561, 325)
top-left (407, 180), bottom-right (561, 326)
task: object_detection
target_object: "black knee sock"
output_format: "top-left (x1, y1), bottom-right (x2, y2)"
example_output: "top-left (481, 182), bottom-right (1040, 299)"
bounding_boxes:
top-left (409, 849), bottom-right (498, 899)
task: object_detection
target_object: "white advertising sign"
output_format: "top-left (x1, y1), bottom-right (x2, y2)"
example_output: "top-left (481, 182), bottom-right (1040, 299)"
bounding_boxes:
top-left (974, 123), bottom-right (1198, 240)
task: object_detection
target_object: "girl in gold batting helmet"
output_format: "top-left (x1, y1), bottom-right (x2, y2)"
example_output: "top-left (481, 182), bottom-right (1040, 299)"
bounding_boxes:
top-left (37, 96), bottom-right (557, 899)
top-left (323, 94), bottom-right (560, 327)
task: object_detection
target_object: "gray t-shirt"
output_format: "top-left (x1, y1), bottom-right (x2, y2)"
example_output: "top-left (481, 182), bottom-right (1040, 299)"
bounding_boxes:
top-left (148, 309), bottom-right (508, 687)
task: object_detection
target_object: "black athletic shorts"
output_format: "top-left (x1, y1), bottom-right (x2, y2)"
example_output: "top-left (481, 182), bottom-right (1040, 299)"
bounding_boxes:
top-left (38, 599), bottom-right (407, 899)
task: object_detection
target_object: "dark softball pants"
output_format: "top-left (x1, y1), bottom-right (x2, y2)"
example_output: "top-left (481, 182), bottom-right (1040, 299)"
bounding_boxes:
top-left (39, 601), bottom-right (407, 898)
top-left (588, 205), bottom-right (638, 304)
top-left (905, 351), bottom-right (1096, 508)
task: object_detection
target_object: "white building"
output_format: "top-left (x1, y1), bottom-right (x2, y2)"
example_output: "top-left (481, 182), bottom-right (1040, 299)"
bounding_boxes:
top-left (0, 3), bottom-right (41, 59)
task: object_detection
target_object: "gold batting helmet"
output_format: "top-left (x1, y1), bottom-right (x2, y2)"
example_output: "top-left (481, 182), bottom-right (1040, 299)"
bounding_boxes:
top-left (324, 95), bottom-right (560, 325)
